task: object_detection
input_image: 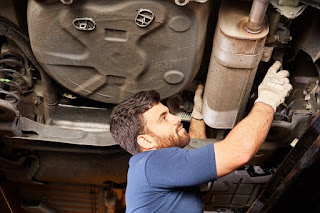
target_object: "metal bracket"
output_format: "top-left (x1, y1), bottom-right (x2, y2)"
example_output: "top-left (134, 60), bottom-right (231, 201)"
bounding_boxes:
top-left (10, 117), bottom-right (117, 146)
top-left (260, 46), bottom-right (274, 62)
top-left (270, 0), bottom-right (307, 19)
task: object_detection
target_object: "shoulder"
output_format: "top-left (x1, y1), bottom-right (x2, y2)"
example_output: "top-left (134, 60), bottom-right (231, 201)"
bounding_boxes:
top-left (147, 147), bottom-right (186, 161)
top-left (131, 147), bottom-right (184, 161)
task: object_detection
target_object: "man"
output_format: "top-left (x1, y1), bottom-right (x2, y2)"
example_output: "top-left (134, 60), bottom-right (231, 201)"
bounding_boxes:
top-left (110, 61), bottom-right (292, 212)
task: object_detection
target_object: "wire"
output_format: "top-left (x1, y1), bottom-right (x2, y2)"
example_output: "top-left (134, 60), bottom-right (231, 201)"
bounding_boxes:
top-left (0, 186), bottom-right (14, 213)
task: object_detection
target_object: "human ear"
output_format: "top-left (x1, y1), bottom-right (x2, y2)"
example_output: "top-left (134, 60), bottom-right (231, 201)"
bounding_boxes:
top-left (137, 135), bottom-right (156, 150)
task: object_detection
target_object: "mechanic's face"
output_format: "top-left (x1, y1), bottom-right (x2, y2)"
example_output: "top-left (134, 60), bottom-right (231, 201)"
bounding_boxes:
top-left (142, 103), bottom-right (190, 149)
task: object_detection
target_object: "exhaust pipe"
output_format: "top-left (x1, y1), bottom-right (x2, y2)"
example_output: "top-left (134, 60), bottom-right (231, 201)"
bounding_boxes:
top-left (202, 0), bottom-right (270, 129)
top-left (246, 0), bottom-right (270, 33)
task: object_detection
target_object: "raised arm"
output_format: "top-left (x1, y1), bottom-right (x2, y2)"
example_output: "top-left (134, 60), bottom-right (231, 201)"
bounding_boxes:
top-left (213, 61), bottom-right (292, 177)
top-left (189, 84), bottom-right (207, 139)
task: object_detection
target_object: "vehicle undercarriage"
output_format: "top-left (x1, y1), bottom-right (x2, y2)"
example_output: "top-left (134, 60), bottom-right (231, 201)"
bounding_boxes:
top-left (0, 0), bottom-right (319, 212)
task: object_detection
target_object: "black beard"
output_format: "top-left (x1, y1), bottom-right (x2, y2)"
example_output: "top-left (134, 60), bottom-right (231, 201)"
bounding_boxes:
top-left (151, 130), bottom-right (190, 149)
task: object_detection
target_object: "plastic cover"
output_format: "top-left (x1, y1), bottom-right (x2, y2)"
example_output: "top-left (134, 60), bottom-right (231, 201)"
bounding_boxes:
top-left (27, 0), bottom-right (210, 103)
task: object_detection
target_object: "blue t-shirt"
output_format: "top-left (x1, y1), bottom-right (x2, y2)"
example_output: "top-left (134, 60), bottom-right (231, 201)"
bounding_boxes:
top-left (126, 144), bottom-right (217, 213)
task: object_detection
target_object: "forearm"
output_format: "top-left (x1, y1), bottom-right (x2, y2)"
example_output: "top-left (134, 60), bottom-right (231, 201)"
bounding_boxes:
top-left (189, 118), bottom-right (207, 139)
top-left (214, 102), bottom-right (274, 177)
top-left (225, 102), bottom-right (274, 161)
top-left (214, 61), bottom-right (291, 177)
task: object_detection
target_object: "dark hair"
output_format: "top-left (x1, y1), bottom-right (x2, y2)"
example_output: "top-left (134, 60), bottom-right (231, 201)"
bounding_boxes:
top-left (110, 90), bottom-right (160, 155)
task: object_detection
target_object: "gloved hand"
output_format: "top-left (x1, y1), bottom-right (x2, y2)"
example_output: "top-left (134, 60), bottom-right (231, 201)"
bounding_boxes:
top-left (255, 61), bottom-right (293, 111)
top-left (191, 84), bottom-right (204, 120)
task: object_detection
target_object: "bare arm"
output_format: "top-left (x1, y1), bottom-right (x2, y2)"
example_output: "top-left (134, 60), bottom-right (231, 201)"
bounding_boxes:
top-left (213, 61), bottom-right (292, 178)
top-left (189, 84), bottom-right (207, 139)
top-left (214, 102), bottom-right (273, 177)
top-left (189, 118), bottom-right (207, 139)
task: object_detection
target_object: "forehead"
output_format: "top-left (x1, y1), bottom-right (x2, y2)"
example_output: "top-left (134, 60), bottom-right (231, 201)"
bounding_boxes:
top-left (142, 103), bottom-right (167, 123)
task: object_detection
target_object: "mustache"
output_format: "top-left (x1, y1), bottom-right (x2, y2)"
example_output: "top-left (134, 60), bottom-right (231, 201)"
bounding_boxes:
top-left (176, 123), bottom-right (183, 133)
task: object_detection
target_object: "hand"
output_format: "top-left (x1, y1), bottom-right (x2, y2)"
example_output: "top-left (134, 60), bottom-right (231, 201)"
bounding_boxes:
top-left (255, 61), bottom-right (293, 112)
top-left (191, 84), bottom-right (204, 120)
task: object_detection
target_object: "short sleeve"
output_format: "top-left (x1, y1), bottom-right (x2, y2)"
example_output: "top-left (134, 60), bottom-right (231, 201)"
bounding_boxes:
top-left (145, 144), bottom-right (217, 188)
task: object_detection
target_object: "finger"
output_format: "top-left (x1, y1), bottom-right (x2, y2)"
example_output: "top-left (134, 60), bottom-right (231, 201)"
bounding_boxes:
top-left (284, 84), bottom-right (293, 95)
top-left (276, 70), bottom-right (290, 78)
top-left (267, 61), bottom-right (282, 74)
top-left (264, 76), bottom-right (286, 85)
top-left (283, 78), bottom-right (290, 84)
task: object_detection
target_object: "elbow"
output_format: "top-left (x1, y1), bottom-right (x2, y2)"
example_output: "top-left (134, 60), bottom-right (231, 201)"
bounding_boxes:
top-left (238, 139), bottom-right (260, 166)
top-left (236, 145), bottom-right (254, 167)
top-left (237, 153), bottom-right (251, 167)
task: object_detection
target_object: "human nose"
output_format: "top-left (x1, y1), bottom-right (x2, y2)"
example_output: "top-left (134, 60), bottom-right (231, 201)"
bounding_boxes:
top-left (167, 113), bottom-right (181, 125)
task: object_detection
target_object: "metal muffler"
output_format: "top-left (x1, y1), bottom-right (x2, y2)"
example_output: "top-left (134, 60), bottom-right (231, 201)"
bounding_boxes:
top-left (203, 0), bottom-right (269, 129)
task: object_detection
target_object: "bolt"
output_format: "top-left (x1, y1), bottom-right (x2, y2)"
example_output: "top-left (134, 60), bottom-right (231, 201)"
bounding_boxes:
top-left (263, 52), bottom-right (269, 58)
top-left (32, 97), bottom-right (41, 106)
top-left (306, 103), bottom-right (311, 110)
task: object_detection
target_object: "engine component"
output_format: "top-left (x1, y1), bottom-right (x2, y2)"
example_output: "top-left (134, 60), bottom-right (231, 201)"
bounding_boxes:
top-left (27, 0), bottom-right (210, 104)
top-left (202, 0), bottom-right (269, 129)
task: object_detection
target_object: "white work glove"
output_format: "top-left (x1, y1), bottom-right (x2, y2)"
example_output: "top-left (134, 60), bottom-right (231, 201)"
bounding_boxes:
top-left (191, 84), bottom-right (204, 120)
top-left (255, 61), bottom-right (293, 111)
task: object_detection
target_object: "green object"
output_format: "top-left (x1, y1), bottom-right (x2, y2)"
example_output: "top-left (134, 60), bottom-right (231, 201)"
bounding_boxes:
top-left (0, 78), bottom-right (10, 83)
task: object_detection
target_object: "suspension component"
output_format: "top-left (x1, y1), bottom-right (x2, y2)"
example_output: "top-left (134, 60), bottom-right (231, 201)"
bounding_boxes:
top-left (0, 51), bottom-right (28, 107)
top-left (0, 50), bottom-right (31, 125)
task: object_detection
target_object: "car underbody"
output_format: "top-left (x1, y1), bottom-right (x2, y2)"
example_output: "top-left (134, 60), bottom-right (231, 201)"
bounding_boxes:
top-left (0, 0), bottom-right (319, 212)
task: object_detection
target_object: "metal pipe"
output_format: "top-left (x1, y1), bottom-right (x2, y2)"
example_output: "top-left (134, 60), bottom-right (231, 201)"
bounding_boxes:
top-left (246, 0), bottom-right (270, 33)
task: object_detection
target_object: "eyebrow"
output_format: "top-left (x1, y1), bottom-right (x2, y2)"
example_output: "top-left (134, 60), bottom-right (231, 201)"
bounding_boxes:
top-left (158, 109), bottom-right (168, 122)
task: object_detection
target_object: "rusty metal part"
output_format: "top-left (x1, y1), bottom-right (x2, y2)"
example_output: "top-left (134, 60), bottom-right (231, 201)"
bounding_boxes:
top-left (246, 0), bottom-right (270, 34)
top-left (203, 0), bottom-right (269, 129)
top-left (261, 46), bottom-right (274, 62)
